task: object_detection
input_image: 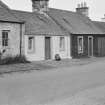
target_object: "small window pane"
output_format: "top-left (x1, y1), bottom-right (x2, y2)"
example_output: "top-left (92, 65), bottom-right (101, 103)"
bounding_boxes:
top-left (2, 31), bottom-right (9, 47)
top-left (78, 36), bottom-right (83, 54)
top-left (28, 37), bottom-right (35, 52)
top-left (60, 37), bottom-right (65, 51)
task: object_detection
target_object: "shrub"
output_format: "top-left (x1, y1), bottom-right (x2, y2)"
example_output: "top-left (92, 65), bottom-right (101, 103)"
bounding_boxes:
top-left (0, 55), bottom-right (30, 65)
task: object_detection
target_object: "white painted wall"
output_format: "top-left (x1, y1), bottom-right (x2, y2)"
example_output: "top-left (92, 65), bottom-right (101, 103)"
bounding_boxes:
top-left (51, 36), bottom-right (72, 59)
top-left (25, 35), bottom-right (71, 61)
top-left (25, 35), bottom-right (45, 61)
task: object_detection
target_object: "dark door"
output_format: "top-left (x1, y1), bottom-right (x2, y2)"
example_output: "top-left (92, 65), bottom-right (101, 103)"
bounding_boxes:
top-left (98, 37), bottom-right (105, 56)
top-left (102, 38), bottom-right (105, 56)
top-left (45, 37), bottom-right (51, 60)
top-left (88, 36), bottom-right (93, 57)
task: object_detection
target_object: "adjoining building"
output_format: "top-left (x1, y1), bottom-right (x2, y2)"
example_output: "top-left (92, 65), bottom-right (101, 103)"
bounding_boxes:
top-left (0, 1), bottom-right (24, 58)
top-left (0, 0), bottom-right (105, 61)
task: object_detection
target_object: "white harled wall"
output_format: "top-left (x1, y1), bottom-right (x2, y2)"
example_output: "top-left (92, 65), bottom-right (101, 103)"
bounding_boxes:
top-left (25, 35), bottom-right (72, 61)
top-left (25, 35), bottom-right (45, 61)
top-left (51, 36), bottom-right (71, 59)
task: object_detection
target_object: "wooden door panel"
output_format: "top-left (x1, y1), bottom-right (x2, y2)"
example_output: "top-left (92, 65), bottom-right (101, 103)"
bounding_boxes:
top-left (98, 37), bottom-right (105, 56)
top-left (45, 37), bottom-right (51, 60)
top-left (88, 36), bottom-right (93, 57)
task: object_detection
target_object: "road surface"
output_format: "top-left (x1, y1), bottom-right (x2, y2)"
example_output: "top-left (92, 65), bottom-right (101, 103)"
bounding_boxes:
top-left (0, 60), bottom-right (105, 105)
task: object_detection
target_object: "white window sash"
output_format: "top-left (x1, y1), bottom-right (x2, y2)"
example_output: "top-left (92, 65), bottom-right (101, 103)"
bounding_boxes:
top-left (2, 31), bottom-right (9, 47)
top-left (28, 36), bottom-right (35, 53)
top-left (78, 36), bottom-right (83, 54)
top-left (59, 37), bottom-right (65, 51)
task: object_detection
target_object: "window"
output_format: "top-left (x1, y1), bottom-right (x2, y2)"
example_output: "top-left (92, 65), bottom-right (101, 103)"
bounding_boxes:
top-left (28, 36), bottom-right (35, 52)
top-left (2, 31), bottom-right (9, 47)
top-left (78, 36), bottom-right (83, 54)
top-left (59, 37), bottom-right (65, 51)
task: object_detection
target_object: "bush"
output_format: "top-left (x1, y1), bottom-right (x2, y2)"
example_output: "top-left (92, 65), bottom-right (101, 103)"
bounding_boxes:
top-left (0, 55), bottom-right (30, 65)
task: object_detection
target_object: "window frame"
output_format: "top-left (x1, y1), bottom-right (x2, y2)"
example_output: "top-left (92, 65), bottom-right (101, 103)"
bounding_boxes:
top-left (2, 30), bottom-right (9, 47)
top-left (77, 36), bottom-right (84, 54)
top-left (28, 36), bottom-right (35, 53)
top-left (59, 36), bottom-right (65, 51)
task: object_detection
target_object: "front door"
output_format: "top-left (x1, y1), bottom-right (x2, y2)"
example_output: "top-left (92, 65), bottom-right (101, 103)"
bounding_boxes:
top-left (88, 36), bottom-right (93, 57)
top-left (98, 37), bottom-right (105, 56)
top-left (45, 37), bottom-right (51, 60)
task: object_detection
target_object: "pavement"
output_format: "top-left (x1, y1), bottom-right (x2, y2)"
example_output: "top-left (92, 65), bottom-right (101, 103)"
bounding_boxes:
top-left (0, 58), bottom-right (105, 105)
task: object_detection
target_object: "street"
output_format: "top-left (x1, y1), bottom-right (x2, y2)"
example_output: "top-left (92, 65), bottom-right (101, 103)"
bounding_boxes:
top-left (0, 60), bottom-right (105, 105)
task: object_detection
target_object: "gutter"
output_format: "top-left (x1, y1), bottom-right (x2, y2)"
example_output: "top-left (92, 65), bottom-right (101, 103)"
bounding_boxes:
top-left (0, 20), bottom-right (24, 24)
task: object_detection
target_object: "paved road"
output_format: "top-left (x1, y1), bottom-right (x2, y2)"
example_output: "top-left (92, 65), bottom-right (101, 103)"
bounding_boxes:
top-left (0, 60), bottom-right (105, 105)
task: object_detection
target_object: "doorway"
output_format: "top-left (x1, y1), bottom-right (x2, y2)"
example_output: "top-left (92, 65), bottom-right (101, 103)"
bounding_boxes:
top-left (88, 36), bottom-right (93, 57)
top-left (45, 37), bottom-right (51, 60)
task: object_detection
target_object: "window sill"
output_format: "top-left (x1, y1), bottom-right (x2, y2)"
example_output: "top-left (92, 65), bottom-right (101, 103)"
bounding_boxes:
top-left (27, 50), bottom-right (35, 54)
top-left (59, 49), bottom-right (65, 52)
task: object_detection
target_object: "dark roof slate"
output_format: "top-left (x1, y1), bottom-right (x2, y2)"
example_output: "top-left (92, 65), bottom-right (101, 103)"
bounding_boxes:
top-left (48, 8), bottom-right (104, 35)
top-left (12, 8), bottom-right (104, 35)
top-left (93, 21), bottom-right (105, 33)
top-left (0, 1), bottom-right (23, 23)
top-left (12, 10), bottom-right (66, 35)
top-left (0, 0), bottom-right (105, 34)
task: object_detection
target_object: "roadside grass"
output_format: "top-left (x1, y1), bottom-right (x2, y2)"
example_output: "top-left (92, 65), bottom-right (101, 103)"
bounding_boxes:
top-left (0, 55), bottom-right (29, 65)
top-left (0, 57), bottom-right (105, 75)
top-left (0, 62), bottom-right (55, 75)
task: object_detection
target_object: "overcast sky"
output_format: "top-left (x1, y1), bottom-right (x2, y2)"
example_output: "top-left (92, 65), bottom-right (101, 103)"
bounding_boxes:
top-left (2, 0), bottom-right (105, 21)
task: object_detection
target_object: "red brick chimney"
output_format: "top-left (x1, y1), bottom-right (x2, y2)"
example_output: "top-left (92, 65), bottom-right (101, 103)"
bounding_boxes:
top-left (76, 2), bottom-right (89, 17)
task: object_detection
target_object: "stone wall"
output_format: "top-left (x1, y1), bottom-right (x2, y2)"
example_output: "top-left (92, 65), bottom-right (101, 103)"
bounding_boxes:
top-left (0, 22), bottom-right (24, 58)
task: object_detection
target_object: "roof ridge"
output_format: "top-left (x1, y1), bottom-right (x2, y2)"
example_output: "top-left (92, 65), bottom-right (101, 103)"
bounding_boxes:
top-left (12, 9), bottom-right (33, 14)
top-left (0, 0), bottom-right (10, 9)
top-left (13, 7), bottom-right (76, 14)
top-left (49, 8), bottom-right (76, 14)
top-left (49, 8), bottom-right (91, 20)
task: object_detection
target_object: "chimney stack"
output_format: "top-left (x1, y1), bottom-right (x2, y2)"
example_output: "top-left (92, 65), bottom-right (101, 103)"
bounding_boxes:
top-left (31, 0), bottom-right (49, 13)
top-left (76, 2), bottom-right (89, 17)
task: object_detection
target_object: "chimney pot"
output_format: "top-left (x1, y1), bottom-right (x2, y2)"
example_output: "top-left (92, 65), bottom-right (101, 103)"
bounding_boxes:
top-left (76, 2), bottom-right (89, 17)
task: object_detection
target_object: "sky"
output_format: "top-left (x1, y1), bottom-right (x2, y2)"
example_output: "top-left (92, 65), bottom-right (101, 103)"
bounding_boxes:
top-left (2, 0), bottom-right (105, 21)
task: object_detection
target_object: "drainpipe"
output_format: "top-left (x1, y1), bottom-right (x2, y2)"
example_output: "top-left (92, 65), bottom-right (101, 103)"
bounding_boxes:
top-left (20, 23), bottom-right (23, 57)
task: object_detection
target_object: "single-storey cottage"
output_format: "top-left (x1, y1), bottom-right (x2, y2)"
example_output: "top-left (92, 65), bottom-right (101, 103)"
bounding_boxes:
top-left (0, 1), bottom-right (24, 58)
top-left (0, 0), bottom-right (105, 61)
top-left (12, 9), bottom-right (71, 61)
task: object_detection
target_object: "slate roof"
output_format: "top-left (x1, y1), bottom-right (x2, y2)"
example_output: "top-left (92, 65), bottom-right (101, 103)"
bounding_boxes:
top-left (12, 10), bottom-right (66, 35)
top-left (93, 21), bottom-right (105, 33)
top-left (48, 8), bottom-right (104, 35)
top-left (0, 1), bottom-right (23, 23)
top-left (0, 0), bottom-right (104, 35)
top-left (12, 8), bottom-right (105, 35)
